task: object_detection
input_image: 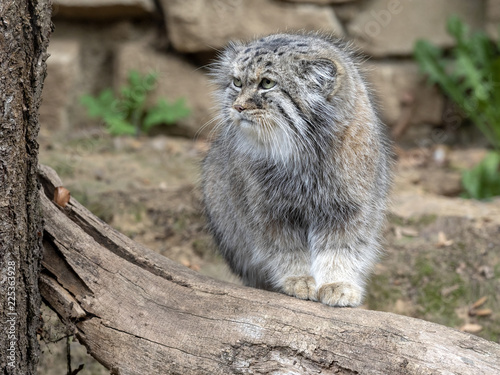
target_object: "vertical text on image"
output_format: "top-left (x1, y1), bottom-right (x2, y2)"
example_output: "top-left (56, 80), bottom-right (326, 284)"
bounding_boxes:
top-left (5, 260), bottom-right (17, 368)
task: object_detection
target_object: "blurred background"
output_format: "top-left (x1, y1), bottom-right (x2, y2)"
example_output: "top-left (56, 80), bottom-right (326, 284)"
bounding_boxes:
top-left (38, 1), bottom-right (500, 374)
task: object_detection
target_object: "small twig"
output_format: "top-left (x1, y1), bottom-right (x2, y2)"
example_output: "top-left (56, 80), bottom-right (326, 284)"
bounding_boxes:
top-left (66, 333), bottom-right (85, 375)
top-left (66, 335), bottom-right (72, 375)
top-left (71, 364), bottom-right (85, 375)
top-left (47, 334), bottom-right (73, 344)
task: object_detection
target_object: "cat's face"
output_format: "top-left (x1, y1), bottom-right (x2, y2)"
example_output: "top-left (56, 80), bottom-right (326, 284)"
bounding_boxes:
top-left (212, 34), bottom-right (346, 161)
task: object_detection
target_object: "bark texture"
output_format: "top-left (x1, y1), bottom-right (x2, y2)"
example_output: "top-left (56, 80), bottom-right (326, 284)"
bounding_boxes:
top-left (0, 1), bottom-right (52, 373)
top-left (37, 165), bottom-right (500, 375)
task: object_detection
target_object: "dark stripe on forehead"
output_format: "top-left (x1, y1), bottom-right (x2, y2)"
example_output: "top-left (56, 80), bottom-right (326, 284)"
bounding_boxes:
top-left (254, 50), bottom-right (269, 57)
top-left (260, 36), bottom-right (293, 47)
top-left (280, 88), bottom-right (304, 115)
top-left (260, 69), bottom-right (274, 76)
top-left (248, 36), bottom-right (297, 52)
top-left (274, 102), bottom-right (301, 137)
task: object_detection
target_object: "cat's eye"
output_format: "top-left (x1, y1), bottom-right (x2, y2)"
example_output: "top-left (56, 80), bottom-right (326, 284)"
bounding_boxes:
top-left (233, 77), bottom-right (242, 88)
top-left (260, 78), bottom-right (276, 89)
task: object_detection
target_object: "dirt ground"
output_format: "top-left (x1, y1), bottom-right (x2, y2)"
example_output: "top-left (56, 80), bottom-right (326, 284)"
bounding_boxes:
top-left (37, 129), bottom-right (500, 374)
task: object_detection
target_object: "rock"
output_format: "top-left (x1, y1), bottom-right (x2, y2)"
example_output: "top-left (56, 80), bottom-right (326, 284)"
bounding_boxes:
top-left (39, 40), bottom-right (81, 133)
top-left (333, 1), bottom-right (363, 22)
top-left (363, 61), bottom-right (444, 127)
top-left (420, 169), bottom-right (463, 197)
top-left (280, 0), bottom-right (362, 24)
top-left (114, 42), bottom-right (214, 137)
top-left (486, 0), bottom-right (500, 39)
top-left (280, 0), bottom-right (357, 3)
top-left (53, 0), bottom-right (154, 19)
top-left (161, 0), bottom-right (344, 53)
top-left (347, 0), bottom-right (485, 57)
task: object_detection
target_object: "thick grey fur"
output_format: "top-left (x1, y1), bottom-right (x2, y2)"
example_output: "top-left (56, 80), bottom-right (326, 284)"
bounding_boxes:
top-left (202, 32), bottom-right (392, 307)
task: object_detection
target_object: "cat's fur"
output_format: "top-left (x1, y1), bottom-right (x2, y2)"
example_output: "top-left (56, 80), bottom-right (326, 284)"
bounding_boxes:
top-left (202, 32), bottom-right (392, 307)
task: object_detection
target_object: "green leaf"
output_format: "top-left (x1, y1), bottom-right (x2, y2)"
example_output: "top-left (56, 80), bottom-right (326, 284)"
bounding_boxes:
top-left (462, 152), bottom-right (500, 199)
top-left (127, 70), bottom-right (157, 91)
top-left (105, 116), bottom-right (137, 136)
top-left (81, 69), bottom-right (190, 136)
top-left (143, 98), bottom-right (191, 130)
top-left (447, 14), bottom-right (468, 43)
top-left (128, 70), bottom-right (142, 88)
top-left (142, 72), bottom-right (158, 91)
top-left (80, 89), bottom-right (117, 118)
top-left (414, 40), bottom-right (464, 106)
top-left (415, 16), bottom-right (500, 198)
top-left (462, 168), bottom-right (479, 199)
top-left (414, 16), bottom-right (500, 152)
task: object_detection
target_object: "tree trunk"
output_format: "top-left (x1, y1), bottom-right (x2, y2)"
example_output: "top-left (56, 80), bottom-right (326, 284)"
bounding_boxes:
top-left (0, 1), bottom-right (52, 374)
top-left (37, 165), bottom-right (500, 375)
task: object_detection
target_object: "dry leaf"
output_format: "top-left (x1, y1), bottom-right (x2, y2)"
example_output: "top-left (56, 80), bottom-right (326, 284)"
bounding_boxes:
top-left (53, 186), bottom-right (70, 208)
top-left (441, 284), bottom-right (460, 297)
top-left (189, 264), bottom-right (201, 272)
top-left (455, 262), bottom-right (466, 275)
top-left (475, 309), bottom-right (493, 317)
top-left (180, 258), bottom-right (200, 272)
top-left (436, 231), bottom-right (453, 247)
top-left (394, 226), bottom-right (402, 239)
top-left (401, 228), bottom-right (418, 237)
top-left (472, 296), bottom-right (488, 309)
top-left (395, 227), bottom-right (419, 239)
top-left (460, 323), bottom-right (483, 333)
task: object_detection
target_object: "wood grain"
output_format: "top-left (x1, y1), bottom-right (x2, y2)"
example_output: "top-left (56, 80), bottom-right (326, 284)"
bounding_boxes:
top-left (38, 165), bottom-right (500, 375)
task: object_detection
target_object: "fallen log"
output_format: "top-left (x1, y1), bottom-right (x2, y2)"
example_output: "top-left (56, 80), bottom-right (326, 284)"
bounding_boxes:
top-left (38, 164), bottom-right (500, 375)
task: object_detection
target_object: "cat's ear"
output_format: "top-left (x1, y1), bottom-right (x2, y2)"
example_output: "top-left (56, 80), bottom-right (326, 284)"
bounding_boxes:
top-left (301, 58), bottom-right (337, 97)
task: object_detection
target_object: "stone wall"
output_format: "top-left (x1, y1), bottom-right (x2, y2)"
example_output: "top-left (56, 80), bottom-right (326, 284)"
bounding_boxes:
top-left (42, 0), bottom-right (494, 145)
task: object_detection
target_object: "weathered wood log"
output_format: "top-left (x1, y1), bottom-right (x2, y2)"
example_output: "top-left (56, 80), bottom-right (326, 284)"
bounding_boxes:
top-left (38, 164), bottom-right (500, 375)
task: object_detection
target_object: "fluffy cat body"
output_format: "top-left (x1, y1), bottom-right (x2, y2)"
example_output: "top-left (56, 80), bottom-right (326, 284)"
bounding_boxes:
top-left (202, 33), bottom-right (392, 307)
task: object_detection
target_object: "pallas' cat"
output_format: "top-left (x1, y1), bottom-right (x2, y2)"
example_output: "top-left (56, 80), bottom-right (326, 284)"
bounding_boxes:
top-left (202, 33), bottom-right (392, 307)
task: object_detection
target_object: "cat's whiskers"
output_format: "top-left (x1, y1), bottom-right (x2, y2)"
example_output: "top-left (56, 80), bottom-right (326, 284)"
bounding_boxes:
top-left (260, 118), bottom-right (271, 159)
top-left (197, 114), bottom-right (223, 142)
top-left (271, 114), bottom-right (306, 165)
top-left (271, 119), bottom-right (287, 163)
top-left (259, 115), bottom-right (285, 163)
top-left (274, 100), bottom-right (315, 156)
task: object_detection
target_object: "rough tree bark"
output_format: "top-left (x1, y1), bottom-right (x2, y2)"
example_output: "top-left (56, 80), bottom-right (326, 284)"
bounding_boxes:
top-left (37, 165), bottom-right (500, 375)
top-left (0, 1), bottom-right (52, 374)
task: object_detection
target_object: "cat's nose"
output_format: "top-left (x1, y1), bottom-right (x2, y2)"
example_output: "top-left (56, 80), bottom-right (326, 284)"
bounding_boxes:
top-left (233, 104), bottom-right (246, 113)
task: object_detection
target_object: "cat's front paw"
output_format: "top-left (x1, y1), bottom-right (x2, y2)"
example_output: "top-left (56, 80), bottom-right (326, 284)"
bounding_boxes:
top-left (283, 276), bottom-right (317, 301)
top-left (317, 282), bottom-right (363, 307)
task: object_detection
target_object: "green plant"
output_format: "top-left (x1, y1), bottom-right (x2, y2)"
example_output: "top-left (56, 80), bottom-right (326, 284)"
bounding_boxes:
top-left (81, 70), bottom-right (190, 136)
top-left (414, 16), bottom-right (500, 199)
top-left (462, 151), bottom-right (500, 199)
